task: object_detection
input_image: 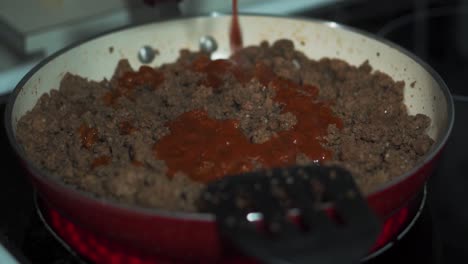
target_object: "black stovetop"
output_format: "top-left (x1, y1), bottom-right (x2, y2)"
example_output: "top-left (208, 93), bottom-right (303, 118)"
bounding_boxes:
top-left (2, 1), bottom-right (468, 263)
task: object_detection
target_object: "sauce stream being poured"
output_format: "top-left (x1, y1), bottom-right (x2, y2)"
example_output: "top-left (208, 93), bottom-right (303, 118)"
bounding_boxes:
top-left (230, 0), bottom-right (243, 53)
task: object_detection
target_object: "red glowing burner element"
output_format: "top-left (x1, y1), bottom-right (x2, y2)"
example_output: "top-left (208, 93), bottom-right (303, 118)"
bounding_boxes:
top-left (38, 188), bottom-right (425, 264)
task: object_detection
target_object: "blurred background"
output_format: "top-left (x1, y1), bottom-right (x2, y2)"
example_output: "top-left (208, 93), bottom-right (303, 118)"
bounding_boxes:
top-left (0, 0), bottom-right (465, 97)
top-left (1, 0), bottom-right (468, 263)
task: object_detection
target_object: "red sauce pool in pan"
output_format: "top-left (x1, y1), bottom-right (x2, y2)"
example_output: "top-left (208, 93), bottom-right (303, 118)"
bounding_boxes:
top-left (154, 59), bottom-right (342, 183)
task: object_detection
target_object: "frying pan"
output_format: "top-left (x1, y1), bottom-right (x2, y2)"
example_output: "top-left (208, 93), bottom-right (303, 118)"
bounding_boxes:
top-left (5, 15), bottom-right (454, 261)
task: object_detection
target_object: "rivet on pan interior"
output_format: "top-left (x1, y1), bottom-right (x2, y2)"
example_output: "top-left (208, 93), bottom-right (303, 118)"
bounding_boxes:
top-left (199, 35), bottom-right (218, 54)
top-left (138, 46), bottom-right (158, 64)
top-left (247, 212), bottom-right (261, 222)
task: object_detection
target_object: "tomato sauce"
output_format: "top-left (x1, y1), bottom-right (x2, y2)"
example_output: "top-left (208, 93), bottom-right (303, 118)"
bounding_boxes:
top-left (78, 123), bottom-right (98, 149)
top-left (97, 3), bottom-right (342, 181)
top-left (154, 59), bottom-right (342, 183)
top-left (103, 65), bottom-right (164, 106)
top-left (91, 155), bottom-right (111, 169)
top-left (119, 121), bottom-right (137, 135)
top-left (131, 160), bottom-right (144, 167)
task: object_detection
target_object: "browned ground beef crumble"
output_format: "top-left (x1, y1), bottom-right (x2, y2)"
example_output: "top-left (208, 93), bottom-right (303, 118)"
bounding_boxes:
top-left (16, 40), bottom-right (434, 212)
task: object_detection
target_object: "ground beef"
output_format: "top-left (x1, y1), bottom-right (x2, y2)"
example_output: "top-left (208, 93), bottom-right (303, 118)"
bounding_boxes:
top-left (16, 39), bottom-right (434, 212)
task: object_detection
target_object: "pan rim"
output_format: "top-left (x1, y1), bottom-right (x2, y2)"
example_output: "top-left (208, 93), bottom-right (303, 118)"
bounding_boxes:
top-left (4, 13), bottom-right (455, 221)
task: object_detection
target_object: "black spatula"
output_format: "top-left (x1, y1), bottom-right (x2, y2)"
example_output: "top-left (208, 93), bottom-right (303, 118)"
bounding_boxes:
top-left (200, 165), bottom-right (381, 264)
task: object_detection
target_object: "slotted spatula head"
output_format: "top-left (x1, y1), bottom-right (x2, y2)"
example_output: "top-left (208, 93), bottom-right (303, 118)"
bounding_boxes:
top-left (200, 164), bottom-right (381, 264)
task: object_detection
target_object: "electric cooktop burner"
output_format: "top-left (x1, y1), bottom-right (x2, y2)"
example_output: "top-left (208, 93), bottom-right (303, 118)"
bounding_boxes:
top-left (22, 186), bottom-right (439, 264)
top-left (2, 1), bottom-right (468, 263)
top-left (34, 186), bottom-right (436, 264)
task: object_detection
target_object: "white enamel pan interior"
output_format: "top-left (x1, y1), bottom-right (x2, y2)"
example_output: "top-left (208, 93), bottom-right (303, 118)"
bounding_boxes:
top-left (6, 15), bottom-right (454, 207)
